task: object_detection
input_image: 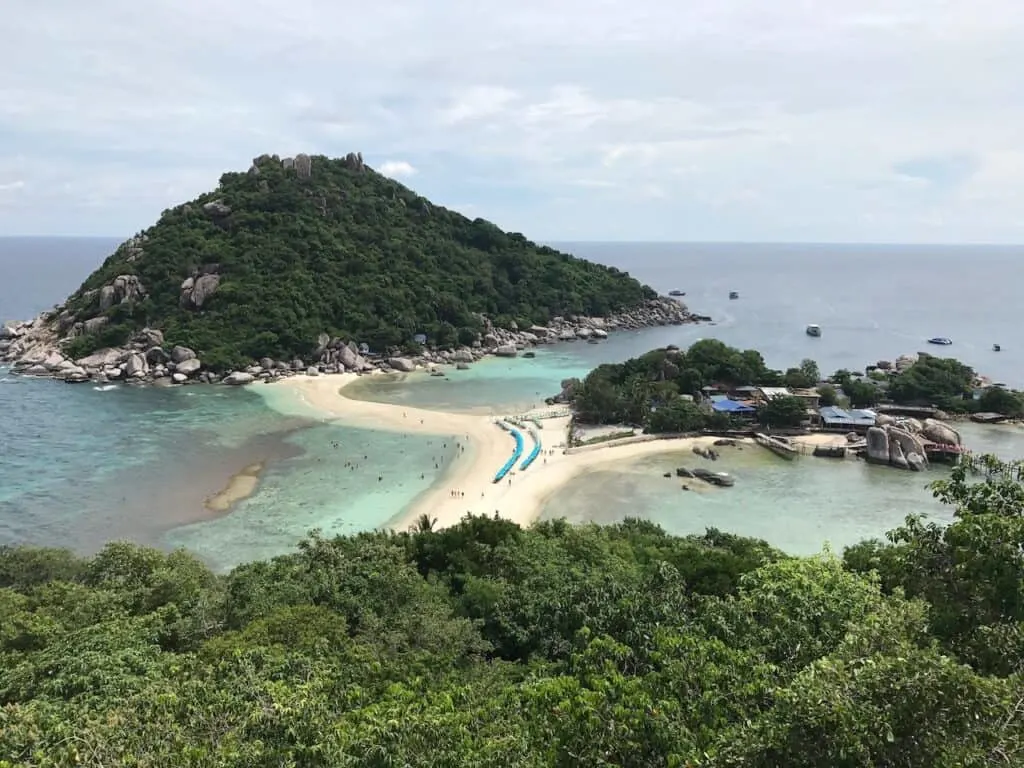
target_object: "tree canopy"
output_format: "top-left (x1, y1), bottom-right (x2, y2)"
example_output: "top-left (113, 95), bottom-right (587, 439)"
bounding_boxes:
top-left (570, 341), bottom-right (792, 432)
top-left (886, 354), bottom-right (975, 410)
top-left (58, 154), bottom-right (657, 369)
top-left (3, 454), bottom-right (1022, 766)
top-left (757, 394), bottom-right (807, 428)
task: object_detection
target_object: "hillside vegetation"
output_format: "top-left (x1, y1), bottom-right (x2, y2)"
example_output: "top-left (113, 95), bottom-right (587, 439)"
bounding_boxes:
top-left (570, 340), bottom-right (815, 431)
top-left (569, 341), bottom-right (1024, 430)
top-left (60, 153), bottom-right (656, 369)
top-left (1, 453), bottom-right (1022, 766)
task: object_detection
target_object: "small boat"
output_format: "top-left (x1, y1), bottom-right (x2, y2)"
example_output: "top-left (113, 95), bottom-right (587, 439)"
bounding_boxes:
top-left (806, 324), bottom-right (821, 337)
top-left (993, 344), bottom-right (1001, 352)
top-left (927, 337), bottom-right (953, 345)
top-left (754, 433), bottom-right (800, 460)
top-left (729, 291), bottom-right (739, 300)
top-left (668, 290), bottom-right (686, 297)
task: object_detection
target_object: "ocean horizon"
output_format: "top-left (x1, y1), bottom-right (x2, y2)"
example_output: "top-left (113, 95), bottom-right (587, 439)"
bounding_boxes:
top-left (3, 237), bottom-right (1024, 568)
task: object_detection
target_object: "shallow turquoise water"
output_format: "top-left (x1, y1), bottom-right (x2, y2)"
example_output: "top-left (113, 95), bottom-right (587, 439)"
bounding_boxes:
top-left (6, 239), bottom-right (1024, 566)
top-left (0, 375), bottom-right (300, 548)
top-left (0, 373), bottom-right (457, 570)
top-left (539, 422), bottom-right (1024, 554)
top-left (342, 350), bottom-right (594, 413)
top-left (163, 422), bottom-right (458, 570)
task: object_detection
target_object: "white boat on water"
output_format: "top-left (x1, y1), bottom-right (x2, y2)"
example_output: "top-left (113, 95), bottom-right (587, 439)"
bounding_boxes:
top-left (806, 324), bottom-right (821, 337)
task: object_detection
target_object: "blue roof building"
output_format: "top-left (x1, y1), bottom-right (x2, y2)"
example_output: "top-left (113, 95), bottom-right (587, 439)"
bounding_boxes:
top-left (713, 399), bottom-right (757, 414)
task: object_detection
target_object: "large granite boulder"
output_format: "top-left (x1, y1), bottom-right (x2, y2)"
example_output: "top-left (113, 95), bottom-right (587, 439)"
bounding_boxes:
top-left (42, 351), bottom-right (66, 370)
top-left (223, 371), bottom-right (254, 385)
top-left (337, 344), bottom-right (358, 369)
top-left (83, 317), bottom-right (109, 334)
top-left (135, 328), bottom-right (164, 347)
top-left (175, 358), bottom-right (202, 376)
top-left (865, 427), bottom-right (890, 464)
top-left (124, 353), bottom-right (148, 378)
top-left (179, 273), bottom-right (221, 309)
top-left (921, 418), bottom-right (961, 446)
top-left (202, 200), bottom-right (232, 217)
top-left (77, 348), bottom-right (126, 369)
top-left (889, 438), bottom-right (909, 470)
top-left (170, 345), bottom-right (197, 363)
top-left (98, 275), bottom-right (146, 311)
top-left (388, 357), bottom-right (416, 373)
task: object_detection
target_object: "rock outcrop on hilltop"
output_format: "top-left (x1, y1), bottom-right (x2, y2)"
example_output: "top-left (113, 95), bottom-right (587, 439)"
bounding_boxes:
top-left (1, 152), bottom-right (707, 385)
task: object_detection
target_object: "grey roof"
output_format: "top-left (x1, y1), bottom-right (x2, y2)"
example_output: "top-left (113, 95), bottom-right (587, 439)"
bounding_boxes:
top-left (819, 405), bottom-right (876, 426)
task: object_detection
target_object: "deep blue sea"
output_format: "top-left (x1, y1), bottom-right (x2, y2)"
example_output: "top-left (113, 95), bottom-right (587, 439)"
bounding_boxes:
top-left (2, 238), bottom-right (1023, 566)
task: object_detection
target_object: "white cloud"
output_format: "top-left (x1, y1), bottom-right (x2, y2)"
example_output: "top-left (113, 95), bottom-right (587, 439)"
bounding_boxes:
top-left (377, 160), bottom-right (417, 179)
top-left (2, 0), bottom-right (1024, 240)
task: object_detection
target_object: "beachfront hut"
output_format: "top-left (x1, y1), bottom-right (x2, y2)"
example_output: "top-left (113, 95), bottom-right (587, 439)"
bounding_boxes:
top-left (700, 385), bottom-right (724, 402)
top-left (819, 406), bottom-right (877, 434)
top-left (790, 388), bottom-right (821, 410)
top-left (756, 386), bottom-right (792, 401)
top-left (712, 399), bottom-right (757, 420)
top-left (731, 385), bottom-right (760, 398)
top-left (413, 333), bottom-right (428, 345)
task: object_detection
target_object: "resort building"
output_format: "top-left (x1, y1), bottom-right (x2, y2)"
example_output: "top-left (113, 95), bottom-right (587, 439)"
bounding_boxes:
top-left (819, 406), bottom-right (877, 434)
top-left (754, 386), bottom-right (793, 405)
top-left (711, 397), bottom-right (757, 420)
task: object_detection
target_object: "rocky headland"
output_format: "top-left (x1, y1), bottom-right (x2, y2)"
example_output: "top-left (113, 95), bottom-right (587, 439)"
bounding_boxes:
top-left (1, 297), bottom-right (700, 386)
top-left (0, 151), bottom-right (708, 386)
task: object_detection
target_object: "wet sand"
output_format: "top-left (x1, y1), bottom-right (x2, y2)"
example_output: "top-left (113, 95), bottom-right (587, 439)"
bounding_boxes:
top-left (275, 374), bottom-right (760, 531)
top-left (204, 462), bottom-right (265, 513)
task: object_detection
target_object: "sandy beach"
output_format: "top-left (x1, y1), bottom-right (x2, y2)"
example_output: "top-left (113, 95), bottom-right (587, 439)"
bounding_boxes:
top-left (272, 374), bottom-right (798, 531)
top-left (205, 462), bottom-right (265, 514)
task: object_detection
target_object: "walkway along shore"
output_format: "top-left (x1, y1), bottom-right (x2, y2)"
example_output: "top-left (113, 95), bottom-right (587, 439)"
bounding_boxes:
top-left (270, 374), bottom-right (763, 531)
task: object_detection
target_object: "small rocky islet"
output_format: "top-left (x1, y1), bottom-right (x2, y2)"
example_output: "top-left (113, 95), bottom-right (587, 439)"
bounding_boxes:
top-left (0, 151), bottom-right (705, 386)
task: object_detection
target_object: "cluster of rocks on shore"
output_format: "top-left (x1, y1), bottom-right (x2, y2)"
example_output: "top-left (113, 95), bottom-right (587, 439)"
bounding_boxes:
top-left (861, 415), bottom-right (963, 472)
top-left (0, 297), bottom-right (703, 387)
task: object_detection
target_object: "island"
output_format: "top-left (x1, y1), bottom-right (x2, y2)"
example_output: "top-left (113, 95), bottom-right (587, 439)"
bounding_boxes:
top-left (0, 152), bottom-right (701, 384)
top-left (550, 340), bottom-right (1024, 470)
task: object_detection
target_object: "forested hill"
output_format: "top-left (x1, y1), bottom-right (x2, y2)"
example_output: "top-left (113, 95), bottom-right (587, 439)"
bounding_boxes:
top-left (51, 152), bottom-right (657, 369)
top-left (1, 454), bottom-right (1023, 764)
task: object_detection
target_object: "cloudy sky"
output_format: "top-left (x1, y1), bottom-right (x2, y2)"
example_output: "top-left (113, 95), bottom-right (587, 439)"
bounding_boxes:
top-left (2, 1), bottom-right (1024, 242)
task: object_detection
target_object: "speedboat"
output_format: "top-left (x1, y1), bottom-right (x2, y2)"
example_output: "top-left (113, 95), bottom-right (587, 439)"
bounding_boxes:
top-left (993, 344), bottom-right (1001, 352)
top-left (806, 324), bottom-right (821, 337)
top-left (668, 290), bottom-right (686, 297)
top-left (729, 291), bottom-right (739, 300)
top-left (927, 337), bottom-right (953, 345)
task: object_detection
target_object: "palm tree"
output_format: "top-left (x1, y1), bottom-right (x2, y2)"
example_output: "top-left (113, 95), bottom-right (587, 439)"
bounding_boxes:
top-left (411, 514), bottom-right (437, 533)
